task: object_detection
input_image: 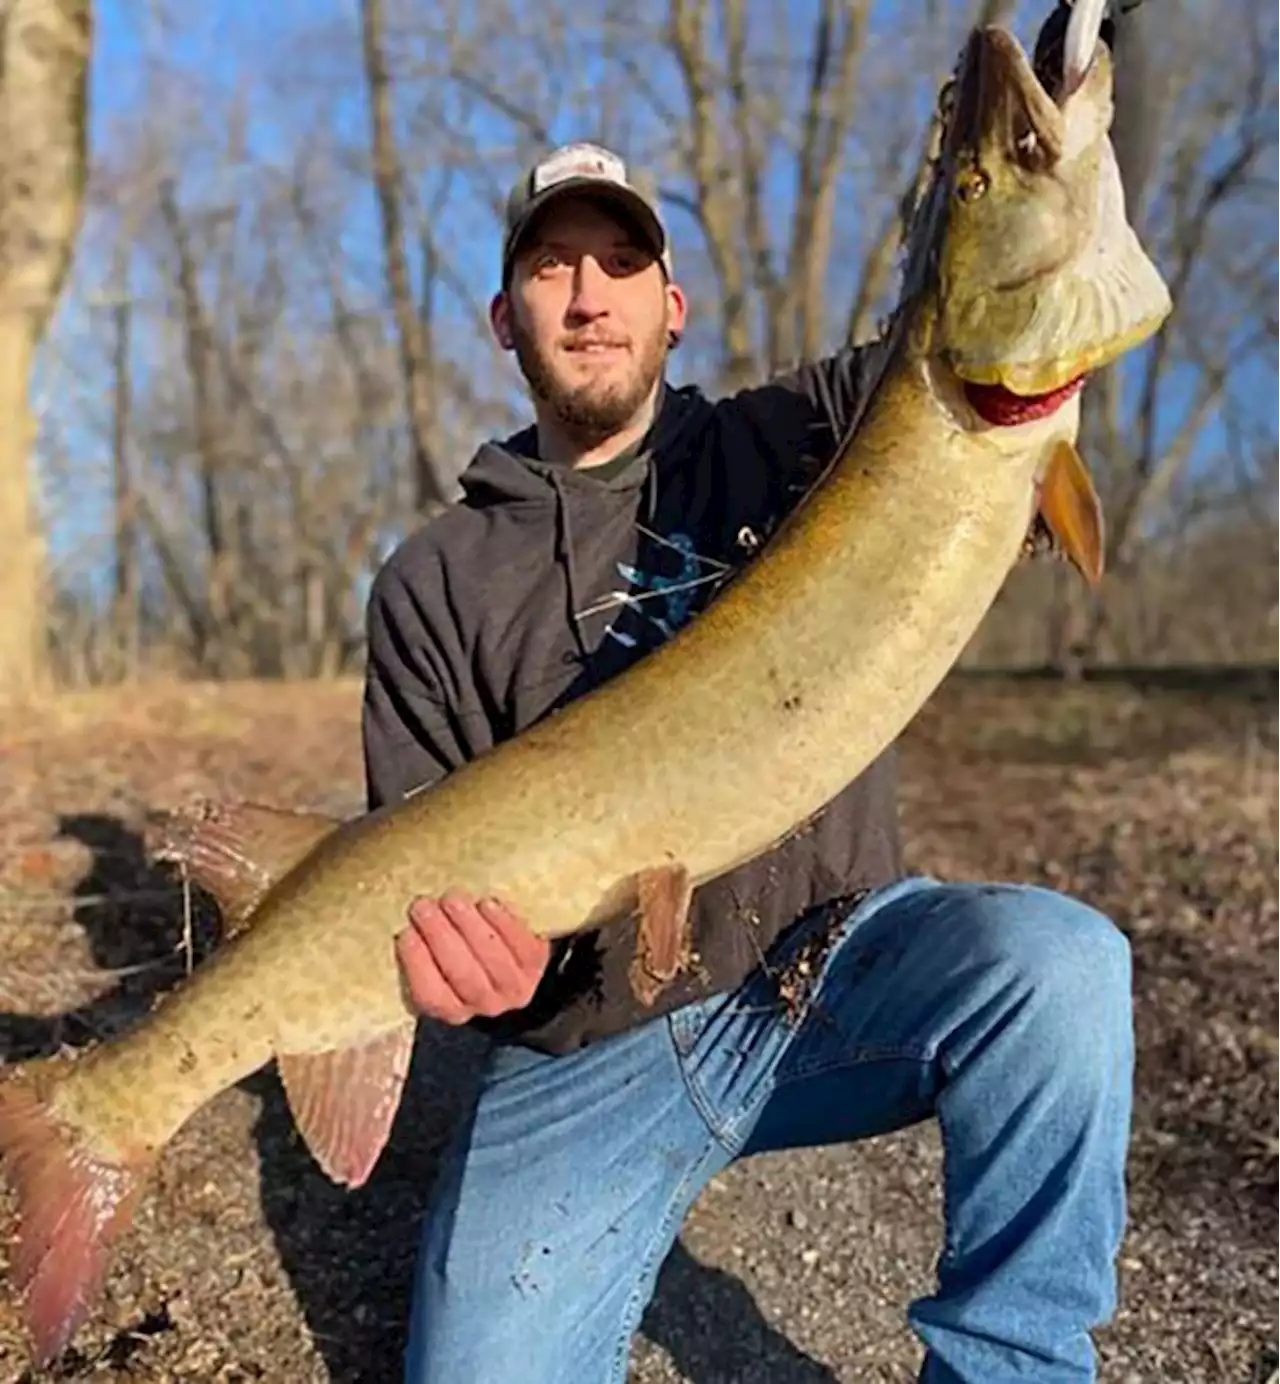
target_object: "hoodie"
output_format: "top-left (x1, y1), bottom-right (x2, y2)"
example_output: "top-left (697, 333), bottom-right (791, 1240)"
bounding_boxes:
top-left (361, 343), bottom-right (904, 1054)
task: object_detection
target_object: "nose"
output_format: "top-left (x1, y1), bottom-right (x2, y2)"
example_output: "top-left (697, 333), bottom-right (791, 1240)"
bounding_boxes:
top-left (566, 254), bottom-right (611, 322)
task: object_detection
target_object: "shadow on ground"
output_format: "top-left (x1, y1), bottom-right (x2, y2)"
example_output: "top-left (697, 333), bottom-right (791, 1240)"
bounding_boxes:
top-left (0, 812), bottom-right (843, 1383)
top-left (0, 812), bottom-right (224, 1062)
top-left (639, 1239), bottom-right (840, 1383)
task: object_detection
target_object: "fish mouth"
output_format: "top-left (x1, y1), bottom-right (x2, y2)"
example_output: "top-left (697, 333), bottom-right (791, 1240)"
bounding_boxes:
top-left (961, 373), bottom-right (1086, 428)
top-left (944, 24), bottom-right (1066, 174)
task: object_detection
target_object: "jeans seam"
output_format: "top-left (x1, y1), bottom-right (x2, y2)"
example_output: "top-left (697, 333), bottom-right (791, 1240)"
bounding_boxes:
top-left (665, 1019), bottom-right (743, 1152)
top-left (776, 1042), bottom-right (937, 1089)
top-left (607, 1137), bottom-right (724, 1384)
top-left (932, 1043), bottom-right (962, 1272)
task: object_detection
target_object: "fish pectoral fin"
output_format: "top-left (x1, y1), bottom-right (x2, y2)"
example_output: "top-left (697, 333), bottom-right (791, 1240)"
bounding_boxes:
top-left (628, 863), bottom-right (695, 1007)
top-left (1036, 439), bottom-right (1106, 587)
top-left (277, 1024), bottom-right (415, 1188)
top-left (147, 800), bottom-right (341, 929)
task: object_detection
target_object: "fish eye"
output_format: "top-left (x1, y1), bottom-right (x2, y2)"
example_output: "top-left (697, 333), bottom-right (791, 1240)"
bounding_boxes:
top-left (954, 167), bottom-right (990, 204)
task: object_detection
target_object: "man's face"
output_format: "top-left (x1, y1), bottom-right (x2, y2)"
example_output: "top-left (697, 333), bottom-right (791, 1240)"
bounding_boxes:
top-left (491, 198), bottom-right (687, 447)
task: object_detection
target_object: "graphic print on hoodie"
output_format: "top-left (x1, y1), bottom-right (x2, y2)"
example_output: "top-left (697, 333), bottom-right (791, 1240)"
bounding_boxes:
top-left (592, 524), bottom-right (729, 651)
top-left (362, 356), bottom-right (904, 1054)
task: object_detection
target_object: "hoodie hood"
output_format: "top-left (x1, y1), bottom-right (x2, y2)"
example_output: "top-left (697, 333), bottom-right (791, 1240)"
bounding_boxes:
top-left (457, 383), bottom-right (709, 517)
top-left (454, 384), bottom-right (714, 666)
top-left (451, 384), bottom-right (714, 669)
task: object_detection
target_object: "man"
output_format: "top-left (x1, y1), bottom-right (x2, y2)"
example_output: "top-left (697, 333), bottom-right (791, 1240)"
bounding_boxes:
top-left (361, 141), bottom-right (1134, 1384)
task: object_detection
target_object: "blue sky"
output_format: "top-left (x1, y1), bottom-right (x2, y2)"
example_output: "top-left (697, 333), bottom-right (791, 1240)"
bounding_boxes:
top-left (35, 0), bottom-right (1278, 597)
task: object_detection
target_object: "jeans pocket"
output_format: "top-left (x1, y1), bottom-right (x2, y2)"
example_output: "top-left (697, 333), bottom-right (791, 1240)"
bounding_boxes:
top-left (666, 993), bottom-right (722, 1059)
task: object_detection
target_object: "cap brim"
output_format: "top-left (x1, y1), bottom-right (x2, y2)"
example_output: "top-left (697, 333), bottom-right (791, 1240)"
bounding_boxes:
top-left (504, 178), bottom-right (668, 274)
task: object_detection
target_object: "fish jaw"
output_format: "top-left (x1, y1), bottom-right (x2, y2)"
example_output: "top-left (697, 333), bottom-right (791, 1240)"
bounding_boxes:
top-left (1061, 0), bottom-right (1110, 98)
top-left (926, 22), bottom-right (1171, 398)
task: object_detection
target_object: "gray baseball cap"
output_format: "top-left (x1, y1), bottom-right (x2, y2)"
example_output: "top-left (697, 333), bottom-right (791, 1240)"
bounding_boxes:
top-left (501, 142), bottom-right (672, 282)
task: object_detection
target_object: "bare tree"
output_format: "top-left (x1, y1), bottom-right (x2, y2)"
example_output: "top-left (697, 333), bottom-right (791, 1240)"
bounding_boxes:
top-left (360, 0), bottom-right (449, 511)
top-left (22, 0), bottom-right (1277, 684)
top-left (108, 242), bottom-right (139, 678)
top-left (1055, 0), bottom-right (1277, 670)
top-left (0, 0), bottom-right (91, 700)
top-left (665, 0), bottom-right (873, 384)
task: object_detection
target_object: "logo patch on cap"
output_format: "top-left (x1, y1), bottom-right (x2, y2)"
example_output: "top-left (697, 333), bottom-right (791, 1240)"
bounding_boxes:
top-left (531, 143), bottom-right (628, 194)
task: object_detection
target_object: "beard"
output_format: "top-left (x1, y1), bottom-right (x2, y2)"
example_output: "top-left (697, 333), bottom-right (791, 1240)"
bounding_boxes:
top-left (511, 316), bottom-right (669, 450)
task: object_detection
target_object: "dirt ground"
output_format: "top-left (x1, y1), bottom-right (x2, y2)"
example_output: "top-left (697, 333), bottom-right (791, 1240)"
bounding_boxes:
top-left (0, 671), bottom-right (1275, 1384)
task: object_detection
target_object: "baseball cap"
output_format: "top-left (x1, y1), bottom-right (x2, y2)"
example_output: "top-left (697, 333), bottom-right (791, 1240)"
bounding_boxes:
top-left (501, 142), bottom-right (672, 282)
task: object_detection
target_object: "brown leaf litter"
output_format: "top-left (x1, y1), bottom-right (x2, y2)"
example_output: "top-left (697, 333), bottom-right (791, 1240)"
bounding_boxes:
top-left (0, 670), bottom-right (1274, 1383)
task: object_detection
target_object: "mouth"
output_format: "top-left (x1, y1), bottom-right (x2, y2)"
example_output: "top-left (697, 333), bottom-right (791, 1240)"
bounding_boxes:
top-left (944, 23), bottom-right (1067, 177)
top-left (962, 373), bottom-right (1086, 427)
top-left (564, 339), bottom-right (630, 358)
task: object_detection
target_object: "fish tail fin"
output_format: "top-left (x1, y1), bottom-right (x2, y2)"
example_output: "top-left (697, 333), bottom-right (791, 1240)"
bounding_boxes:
top-left (0, 1063), bottom-right (151, 1367)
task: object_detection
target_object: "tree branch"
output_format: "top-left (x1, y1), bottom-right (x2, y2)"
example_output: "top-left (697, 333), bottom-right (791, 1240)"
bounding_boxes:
top-left (668, 0), bottom-right (755, 387)
top-left (360, 0), bottom-right (445, 509)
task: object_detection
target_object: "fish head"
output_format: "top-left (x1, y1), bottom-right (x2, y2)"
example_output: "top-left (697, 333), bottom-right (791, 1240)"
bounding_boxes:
top-left (911, 12), bottom-right (1172, 410)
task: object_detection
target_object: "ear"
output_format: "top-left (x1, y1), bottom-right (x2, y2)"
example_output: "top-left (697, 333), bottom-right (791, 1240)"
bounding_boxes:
top-left (664, 278), bottom-right (688, 341)
top-left (490, 291), bottom-right (515, 351)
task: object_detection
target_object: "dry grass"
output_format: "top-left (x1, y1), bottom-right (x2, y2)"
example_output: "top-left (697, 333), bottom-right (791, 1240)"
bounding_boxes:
top-left (0, 670), bottom-right (1275, 1383)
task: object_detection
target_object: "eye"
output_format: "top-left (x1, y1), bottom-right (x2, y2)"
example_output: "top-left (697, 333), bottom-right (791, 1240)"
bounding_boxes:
top-left (609, 248), bottom-right (647, 275)
top-left (954, 167), bottom-right (989, 204)
top-left (531, 250), bottom-right (567, 276)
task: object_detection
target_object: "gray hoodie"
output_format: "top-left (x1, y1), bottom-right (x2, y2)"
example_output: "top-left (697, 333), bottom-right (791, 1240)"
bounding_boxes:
top-left (361, 345), bottom-right (903, 1053)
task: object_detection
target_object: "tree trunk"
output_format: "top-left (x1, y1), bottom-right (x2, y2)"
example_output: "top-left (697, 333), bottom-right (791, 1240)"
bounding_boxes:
top-left (360, 0), bottom-right (445, 510)
top-left (110, 284), bottom-right (139, 679)
top-left (0, 0), bottom-right (91, 702)
top-left (0, 328), bottom-right (43, 697)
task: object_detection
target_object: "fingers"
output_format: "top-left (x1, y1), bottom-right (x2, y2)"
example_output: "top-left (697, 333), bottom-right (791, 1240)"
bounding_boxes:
top-left (394, 922), bottom-right (472, 1026)
top-left (425, 894), bottom-right (537, 1011)
top-left (396, 892), bottom-right (551, 1024)
top-left (477, 896), bottom-right (553, 973)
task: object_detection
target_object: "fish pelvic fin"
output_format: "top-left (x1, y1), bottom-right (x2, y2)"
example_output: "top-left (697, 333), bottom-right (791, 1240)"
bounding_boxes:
top-left (628, 862), bottom-right (696, 1006)
top-left (1021, 438), bottom-right (1106, 587)
top-left (147, 799), bottom-right (341, 931)
top-left (277, 1023), bottom-right (415, 1188)
top-left (0, 1062), bottom-right (151, 1367)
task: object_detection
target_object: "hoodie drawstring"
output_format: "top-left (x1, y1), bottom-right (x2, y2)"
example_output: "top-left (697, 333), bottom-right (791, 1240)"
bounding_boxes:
top-left (551, 471), bottom-right (592, 665)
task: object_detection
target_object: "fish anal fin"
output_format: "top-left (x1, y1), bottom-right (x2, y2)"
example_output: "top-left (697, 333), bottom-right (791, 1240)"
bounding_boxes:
top-left (0, 1062), bottom-right (152, 1367)
top-left (146, 800), bottom-right (340, 928)
top-left (277, 1025), bottom-right (414, 1188)
top-left (628, 863), bottom-right (695, 1007)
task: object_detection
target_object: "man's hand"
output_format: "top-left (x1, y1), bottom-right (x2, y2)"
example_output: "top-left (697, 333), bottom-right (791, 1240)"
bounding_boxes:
top-left (395, 892), bottom-right (551, 1025)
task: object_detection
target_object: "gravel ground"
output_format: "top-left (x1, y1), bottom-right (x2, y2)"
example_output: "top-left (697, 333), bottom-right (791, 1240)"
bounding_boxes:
top-left (0, 672), bottom-right (1275, 1384)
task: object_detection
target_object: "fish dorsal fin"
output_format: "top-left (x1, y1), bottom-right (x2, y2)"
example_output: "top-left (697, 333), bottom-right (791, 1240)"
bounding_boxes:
top-left (277, 1025), bottom-right (415, 1187)
top-left (147, 800), bottom-right (340, 928)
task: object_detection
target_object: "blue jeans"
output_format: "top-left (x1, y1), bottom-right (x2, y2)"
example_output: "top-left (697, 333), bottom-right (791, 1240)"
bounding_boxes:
top-left (403, 877), bottom-right (1134, 1383)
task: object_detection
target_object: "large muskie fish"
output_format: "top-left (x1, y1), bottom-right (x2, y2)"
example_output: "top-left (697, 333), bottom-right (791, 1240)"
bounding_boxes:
top-left (0, 4), bottom-right (1170, 1365)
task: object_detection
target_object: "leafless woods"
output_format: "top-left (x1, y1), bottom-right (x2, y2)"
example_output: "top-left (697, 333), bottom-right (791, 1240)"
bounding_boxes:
top-left (2, 0), bottom-right (1274, 689)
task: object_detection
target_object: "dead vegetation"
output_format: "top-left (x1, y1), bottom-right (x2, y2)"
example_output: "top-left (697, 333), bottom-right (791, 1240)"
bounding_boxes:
top-left (0, 670), bottom-right (1274, 1382)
